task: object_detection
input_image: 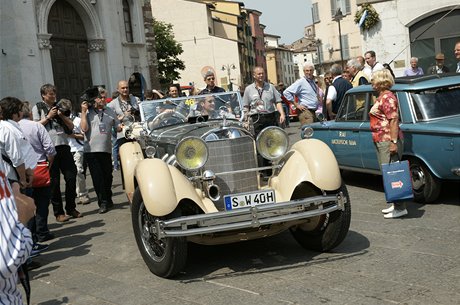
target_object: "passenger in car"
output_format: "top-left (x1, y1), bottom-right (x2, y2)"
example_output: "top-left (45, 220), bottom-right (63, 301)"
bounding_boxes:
top-left (369, 69), bottom-right (408, 219)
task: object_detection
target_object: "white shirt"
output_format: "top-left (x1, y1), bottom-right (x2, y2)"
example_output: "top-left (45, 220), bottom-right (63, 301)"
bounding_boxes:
top-left (0, 120), bottom-right (30, 181)
top-left (363, 62), bottom-right (384, 79)
top-left (326, 85), bottom-right (337, 101)
top-left (69, 115), bottom-right (84, 153)
top-left (2, 120), bottom-right (38, 170)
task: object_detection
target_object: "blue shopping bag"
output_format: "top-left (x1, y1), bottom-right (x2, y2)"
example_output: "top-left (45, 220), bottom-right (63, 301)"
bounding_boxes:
top-left (381, 160), bottom-right (414, 202)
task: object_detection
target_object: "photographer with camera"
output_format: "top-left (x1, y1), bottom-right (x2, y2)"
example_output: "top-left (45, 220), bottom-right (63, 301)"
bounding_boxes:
top-left (80, 86), bottom-right (121, 214)
top-left (32, 84), bottom-right (80, 222)
top-left (107, 80), bottom-right (140, 171)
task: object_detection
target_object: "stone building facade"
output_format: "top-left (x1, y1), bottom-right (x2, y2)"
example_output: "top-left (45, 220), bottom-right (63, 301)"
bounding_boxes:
top-left (1, 0), bottom-right (157, 104)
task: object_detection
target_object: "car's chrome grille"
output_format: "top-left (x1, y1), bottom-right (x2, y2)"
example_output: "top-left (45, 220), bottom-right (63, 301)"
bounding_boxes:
top-left (205, 136), bottom-right (259, 211)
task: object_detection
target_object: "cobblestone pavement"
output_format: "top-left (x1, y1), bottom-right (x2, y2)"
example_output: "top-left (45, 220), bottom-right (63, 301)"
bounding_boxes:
top-left (28, 122), bottom-right (460, 305)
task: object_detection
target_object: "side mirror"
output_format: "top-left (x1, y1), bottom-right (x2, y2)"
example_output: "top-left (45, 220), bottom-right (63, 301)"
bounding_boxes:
top-left (316, 112), bottom-right (325, 121)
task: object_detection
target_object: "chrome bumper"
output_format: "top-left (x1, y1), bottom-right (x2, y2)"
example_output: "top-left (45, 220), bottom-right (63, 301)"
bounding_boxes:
top-left (154, 193), bottom-right (346, 239)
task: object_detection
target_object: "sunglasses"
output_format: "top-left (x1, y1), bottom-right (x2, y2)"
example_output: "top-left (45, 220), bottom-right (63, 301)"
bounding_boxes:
top-left (206, 77), bottom-right (215, 81)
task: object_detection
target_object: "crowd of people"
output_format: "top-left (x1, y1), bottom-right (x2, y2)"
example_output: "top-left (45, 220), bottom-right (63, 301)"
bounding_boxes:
top-left (2, 43), bottom-right (460, 304)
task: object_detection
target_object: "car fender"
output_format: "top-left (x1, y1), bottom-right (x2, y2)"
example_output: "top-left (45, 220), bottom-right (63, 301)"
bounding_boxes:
top-left (270, 139), bottom-right (342, 201)
top-left (135, 158), bottom-right (218, 216)
top-left (120, 141), bottom-right (144, 202)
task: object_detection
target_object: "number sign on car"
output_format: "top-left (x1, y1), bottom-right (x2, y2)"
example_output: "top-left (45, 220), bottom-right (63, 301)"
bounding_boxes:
top-left (224, 189), bottom-right (276, 211)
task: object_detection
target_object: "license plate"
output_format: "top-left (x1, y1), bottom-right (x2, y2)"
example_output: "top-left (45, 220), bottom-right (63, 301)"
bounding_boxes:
top-left (224, 189), bottom-right (276, 211)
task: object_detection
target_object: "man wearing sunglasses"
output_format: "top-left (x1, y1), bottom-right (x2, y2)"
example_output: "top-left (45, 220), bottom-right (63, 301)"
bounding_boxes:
top-left (199, 71), bottom-right (225, 95)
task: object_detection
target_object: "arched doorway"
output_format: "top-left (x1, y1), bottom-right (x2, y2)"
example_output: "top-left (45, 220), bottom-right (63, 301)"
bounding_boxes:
top-left (48, 0), bottom-right (92, 105)
top-left (409, 9), bottom-right (460, 73)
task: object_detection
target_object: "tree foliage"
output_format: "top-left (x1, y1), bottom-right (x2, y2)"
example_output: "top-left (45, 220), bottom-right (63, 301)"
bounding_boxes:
top-left (153, 18), bottom-right (185, 86)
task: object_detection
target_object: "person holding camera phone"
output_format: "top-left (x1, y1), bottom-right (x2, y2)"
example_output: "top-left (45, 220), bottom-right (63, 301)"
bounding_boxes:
top-left (32, 84), bottom-right (80, 222)
top-left (80, 87), bottom-right (121, 214)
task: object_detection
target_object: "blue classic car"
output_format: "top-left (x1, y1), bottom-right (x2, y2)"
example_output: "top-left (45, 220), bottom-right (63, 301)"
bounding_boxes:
top-left (301, 73), bottom-right (460, 203)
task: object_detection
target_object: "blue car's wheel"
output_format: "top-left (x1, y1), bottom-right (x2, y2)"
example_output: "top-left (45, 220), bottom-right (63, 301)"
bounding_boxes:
top-left (409, 159), bottom-right (441, 203)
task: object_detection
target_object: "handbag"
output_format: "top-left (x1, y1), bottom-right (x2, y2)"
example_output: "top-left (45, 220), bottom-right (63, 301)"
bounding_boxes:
top-left (32, 161), bottom-right (50, 188)
top-left (381, 160), bottom-right (414, 202)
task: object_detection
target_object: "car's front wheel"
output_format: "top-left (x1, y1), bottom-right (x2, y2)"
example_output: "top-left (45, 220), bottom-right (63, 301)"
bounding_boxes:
top-left (131, 188), bottom-right (187, 278)
top-left (409, 159), bottom-right (441, 203)
top-left (290, 184), bottom-right (351, 252)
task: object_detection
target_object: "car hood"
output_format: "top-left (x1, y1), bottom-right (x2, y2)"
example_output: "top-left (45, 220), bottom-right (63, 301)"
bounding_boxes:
top-left (150, 120), bottom-right (250, 145)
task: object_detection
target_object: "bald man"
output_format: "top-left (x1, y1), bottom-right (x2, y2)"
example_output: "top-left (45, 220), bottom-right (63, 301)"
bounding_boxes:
top-left (107, 80), bottom-right (140, 170)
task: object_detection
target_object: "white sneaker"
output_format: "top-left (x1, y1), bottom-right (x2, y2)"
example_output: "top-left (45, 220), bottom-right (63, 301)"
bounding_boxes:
top-left (383, 209), bottom-right (408, 219)
top-left (381, 205), bottom-right (394, 214)
top-left (77, 195), bottom-right (91, 205)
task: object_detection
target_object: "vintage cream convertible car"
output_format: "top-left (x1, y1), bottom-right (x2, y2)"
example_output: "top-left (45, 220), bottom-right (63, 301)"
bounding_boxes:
top-left (119, 91), bottom-right (351, 278)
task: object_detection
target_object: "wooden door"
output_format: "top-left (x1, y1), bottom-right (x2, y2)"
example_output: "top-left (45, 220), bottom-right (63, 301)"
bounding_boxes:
top-left (49, 0), bottom-right (92, 105)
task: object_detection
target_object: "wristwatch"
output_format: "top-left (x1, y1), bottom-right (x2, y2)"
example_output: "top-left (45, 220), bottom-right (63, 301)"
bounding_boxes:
top-left (391, 139), bottom-right (398, 144)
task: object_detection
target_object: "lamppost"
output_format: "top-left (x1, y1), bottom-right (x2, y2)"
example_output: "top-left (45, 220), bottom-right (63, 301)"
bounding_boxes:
top-left (222, 64), bottom-right (236, 91)
top-left (315, 38), bottom-right (322, 75)
top-left (333, 8), bottom-right (345, 69)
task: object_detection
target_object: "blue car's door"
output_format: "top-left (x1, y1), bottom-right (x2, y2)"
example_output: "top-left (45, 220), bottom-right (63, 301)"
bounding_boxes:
top-left (329, 92), bottom-right (370, 169)
top-left (360, 93), bottom-right (380, 171)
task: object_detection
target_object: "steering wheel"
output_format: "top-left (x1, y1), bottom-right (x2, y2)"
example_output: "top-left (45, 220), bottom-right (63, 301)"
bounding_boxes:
top-left (147, 111), bottom-right (187, 130)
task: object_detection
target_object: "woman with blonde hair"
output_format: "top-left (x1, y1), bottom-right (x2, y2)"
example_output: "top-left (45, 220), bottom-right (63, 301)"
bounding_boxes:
top-left (369, 69), bottom-right (407, 219)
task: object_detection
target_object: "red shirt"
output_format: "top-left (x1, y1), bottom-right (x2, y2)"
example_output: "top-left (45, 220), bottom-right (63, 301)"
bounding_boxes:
top-left (369, 90), bottom-right (399, 142)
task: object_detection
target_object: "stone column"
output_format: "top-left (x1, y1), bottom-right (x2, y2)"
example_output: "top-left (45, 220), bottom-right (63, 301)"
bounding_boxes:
top-left (142, 0), bottom-right (160, 90)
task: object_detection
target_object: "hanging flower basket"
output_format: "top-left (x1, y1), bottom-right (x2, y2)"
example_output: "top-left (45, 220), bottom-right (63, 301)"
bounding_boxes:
top-left (354, 3), bottom-right (380, 31)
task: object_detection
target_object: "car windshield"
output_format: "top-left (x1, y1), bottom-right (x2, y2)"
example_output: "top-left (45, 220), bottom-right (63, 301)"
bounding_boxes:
top-left (410, 86), bottom-right (460, 121)
top-left (140, 91), bottom-right (243, 130)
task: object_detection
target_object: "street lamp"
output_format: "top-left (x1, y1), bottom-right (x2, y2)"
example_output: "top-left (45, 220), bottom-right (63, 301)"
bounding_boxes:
top-left (222, 64), bottom-right (236, 91)
top-left (315, 38), bottom-right (322, 75)
top-left (333, 8), bottom-right (345, 69)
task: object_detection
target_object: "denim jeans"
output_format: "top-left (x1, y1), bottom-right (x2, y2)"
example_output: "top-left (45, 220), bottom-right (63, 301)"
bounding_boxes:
top-left (282, 103), bottom-right (290, 127)
top-left (50, 145), bottom-right (77, 216)
top-left (25, 186), bottom-right (51, 242)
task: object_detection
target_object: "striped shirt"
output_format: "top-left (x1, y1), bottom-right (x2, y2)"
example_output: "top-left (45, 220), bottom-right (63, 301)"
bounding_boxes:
top-left (0, 159), bottom-right (32, 305)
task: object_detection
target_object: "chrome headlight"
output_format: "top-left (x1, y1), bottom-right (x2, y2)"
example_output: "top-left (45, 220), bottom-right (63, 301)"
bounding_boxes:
top-left (256, 126), bottom-right (289, 160)
top-left (301, 126), bottom-right (314, 138)
top-left (145, 146), bottom-right (156, 158)
top-left (175, 137), bottom-right (208, 170)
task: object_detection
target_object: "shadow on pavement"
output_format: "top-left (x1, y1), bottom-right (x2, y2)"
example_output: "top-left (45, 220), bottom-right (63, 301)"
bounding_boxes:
top-left (37, 297), bottom-right (70, 305)
top-left (178, 229), bottom-right (369, 281)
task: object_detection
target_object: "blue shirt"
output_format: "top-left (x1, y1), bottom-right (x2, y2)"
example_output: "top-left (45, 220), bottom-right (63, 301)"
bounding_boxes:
top-left (283, 77), bottom-right (319, 109)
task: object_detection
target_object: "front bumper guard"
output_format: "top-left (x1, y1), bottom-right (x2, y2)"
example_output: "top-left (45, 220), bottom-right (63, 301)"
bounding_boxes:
top-left (154, 192), bottom-right (346, 239)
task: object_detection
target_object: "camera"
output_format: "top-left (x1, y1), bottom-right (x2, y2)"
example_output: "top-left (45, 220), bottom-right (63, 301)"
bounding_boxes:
top-left (54, 100), bottom-right (71, 117)
top-left (80, 86), bottom-right (100, 108)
